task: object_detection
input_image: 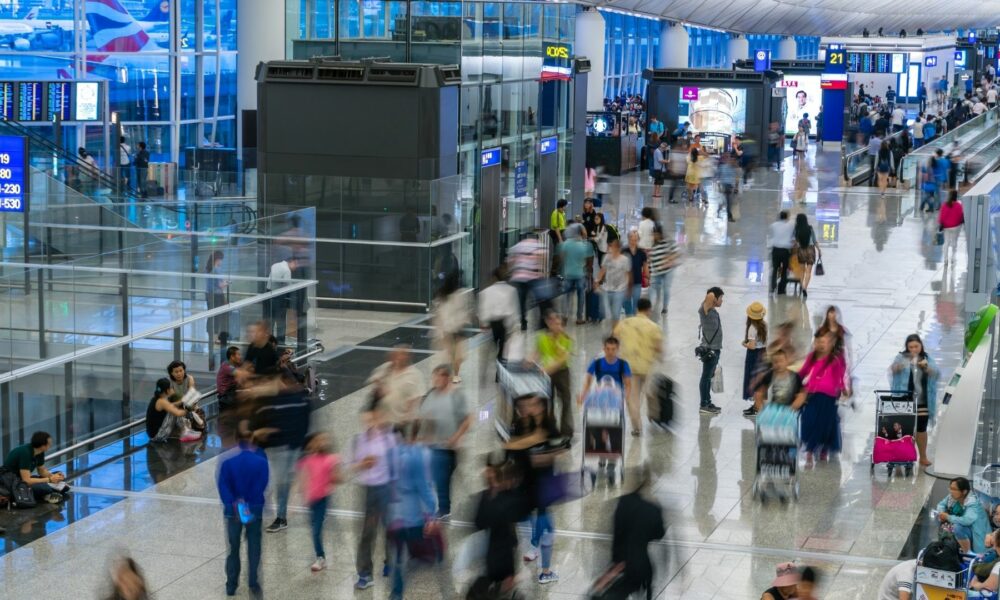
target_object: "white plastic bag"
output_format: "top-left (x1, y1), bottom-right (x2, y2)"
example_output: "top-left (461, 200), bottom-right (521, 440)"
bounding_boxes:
top-left (711, 366), bottom-right (724, 393)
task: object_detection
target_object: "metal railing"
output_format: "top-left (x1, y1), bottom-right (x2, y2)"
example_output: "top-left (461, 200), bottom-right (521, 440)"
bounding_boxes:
top-left (46, 340), bottom-right (325, 463)
top-left (841, 128), bottom-right (905, 185)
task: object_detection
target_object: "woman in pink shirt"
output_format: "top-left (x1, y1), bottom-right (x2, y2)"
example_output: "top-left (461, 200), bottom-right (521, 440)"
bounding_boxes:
top-left (799, 331), bottom-right (850, 466)
top-left (297, 432), bottom-right (342, 572)
top-left (938, 190), bottom-right (964, 263)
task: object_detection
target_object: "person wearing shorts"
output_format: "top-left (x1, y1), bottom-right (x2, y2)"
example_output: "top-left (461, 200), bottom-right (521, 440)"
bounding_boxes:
top-left (890, 334), bottom-right (939, 467)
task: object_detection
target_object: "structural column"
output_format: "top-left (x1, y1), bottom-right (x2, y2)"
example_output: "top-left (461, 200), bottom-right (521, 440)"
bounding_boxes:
top-left (236, 0), bottom-right (287, 159)
top-left (777, 36), bottom-right (797, 61)
top-left (657, 22), bottom-right (689, 68)
top-left (575, 8), bottom-right (606, 112)
top-left (727, 34), bottom-right (749, 67)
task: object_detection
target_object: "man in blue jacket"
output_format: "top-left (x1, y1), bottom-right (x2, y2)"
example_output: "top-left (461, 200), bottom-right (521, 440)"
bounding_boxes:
top-left (217, 423), bottom-right (269, 598)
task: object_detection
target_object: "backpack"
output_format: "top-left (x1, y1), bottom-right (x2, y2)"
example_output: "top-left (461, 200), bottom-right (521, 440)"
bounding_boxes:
top-left (0, 468), bottom-right (36, 508)
top-left (922, 535), bottom-right (962, 572)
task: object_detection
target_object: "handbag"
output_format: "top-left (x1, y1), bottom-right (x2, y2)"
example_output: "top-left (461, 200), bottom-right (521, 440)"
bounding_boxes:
top-left (814, 258), bottom-right (825, 276)
top-left (711, 366), bottom-right (724, 393)
top-left (589, 563), bottom-right (631, 600)
top-left (935, 226), bottom-right (945, 246)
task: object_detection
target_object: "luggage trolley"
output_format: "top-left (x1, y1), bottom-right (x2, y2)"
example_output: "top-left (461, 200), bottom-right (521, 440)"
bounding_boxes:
top-left (914, 549), bottom-right (994, 598)
top-left (494, 359), bottom-right (551, 442)
top-left (752, 403), bottom-right (800, 503)
top-left (871, 390), bottom-right (918, 477)
top-left (581, 376), bottom-right (626, 485)
top-left (973, 464), bottom-right (1000, 512)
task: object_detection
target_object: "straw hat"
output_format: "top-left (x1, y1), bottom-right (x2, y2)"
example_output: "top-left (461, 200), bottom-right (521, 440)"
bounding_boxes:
top-left (746, 301), bottom-right (766, 321)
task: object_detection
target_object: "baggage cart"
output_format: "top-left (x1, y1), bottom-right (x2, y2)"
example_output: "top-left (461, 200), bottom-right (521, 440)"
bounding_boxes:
top-left (973, 463), bottom-right (1000, 510)
top-left (871, 390), bottom-right (918, 477)
top-left (581, 376), bottom-right (626, 485)
top-left (494, 358), bottom-right (550, 442)
top-left (752, 402), bottom-right (799, 503)
top-left (914, 548), bottom-right (994, 598)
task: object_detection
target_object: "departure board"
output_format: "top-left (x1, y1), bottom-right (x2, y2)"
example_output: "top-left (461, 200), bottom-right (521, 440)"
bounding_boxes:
top-left (0, 83), bottom-right (12, 121)
top-left (847, 52), bottom-right (906, 73)
top-left (0, 135), bottom-right (27, 213)
top-left (46, 82), bottom-right (71, 120)
top-left (16, 82), bottom-right (42, 121)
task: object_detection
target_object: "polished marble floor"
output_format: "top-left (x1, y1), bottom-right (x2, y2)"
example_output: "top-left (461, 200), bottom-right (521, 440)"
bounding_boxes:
top-left (0, 147), bottom-right (973, 599)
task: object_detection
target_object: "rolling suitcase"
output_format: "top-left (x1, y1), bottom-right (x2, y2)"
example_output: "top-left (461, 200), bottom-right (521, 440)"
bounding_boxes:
top-left (586, 290), bottom-right (603, 322)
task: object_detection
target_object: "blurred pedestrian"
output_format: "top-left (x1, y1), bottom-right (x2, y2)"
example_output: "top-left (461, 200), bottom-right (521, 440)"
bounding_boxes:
top-left (418, 365), bottom-right (472, 520)
top-left (367, 345), bottom-right (426, 428)
top-left (433, 272), bottom-right (471, 383)
top-left (508, 236), bottom-right (546, 331)
top-left (793, 213), bottom-right (820, 298)
top-left (623, 231), bottom-right (648, 316)
top-left (296, 432), bottom-right (343, 572)
top-left (387, 421), bottom-right (442, 599)
top-left (613, 298), bottom-right (663, 437)
top-left (205, 250), bottom-right (229, 343)
top-left (718, 152), bottom-right (738, 221)
top-left (938, 190), bottom-right (965, 264)
top-left (353, 398), bottom-right (399, 589)
top-left (245, 321), bottom-right (279, 375)
top-left (478, 267), bottom-right (519, 361)
top-left (798, 566), bottom-right (820, 600)
top-left (646, 226), bottom-right (679, 316)
top-left (252, 372), bottom-right (311, 534)
top-left (610, 465), bottom-right (665, 600)
top-left (596, 239), bottom-right (630, 327)
top-left (559, 224), bottom-right (594, 325)
top-left (535, 310), bottom-right (574, 438)
top-left (473, 457), bottom-right (529, 597)
top-left (104, 556), bottom-right (149, 600)
top-left (217, 422), bottom-right (268, 599)
top-left (799, 331), bottom-right (850, 467)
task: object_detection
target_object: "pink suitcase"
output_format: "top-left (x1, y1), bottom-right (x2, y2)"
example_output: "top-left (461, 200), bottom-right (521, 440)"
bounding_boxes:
top-left (873, 435), bottom-right (918, 464)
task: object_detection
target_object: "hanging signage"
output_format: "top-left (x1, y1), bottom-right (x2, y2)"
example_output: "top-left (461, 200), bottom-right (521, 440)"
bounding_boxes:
top-left (539, 136), bottom-right (558, 155)
top-left (825, 49), bottom-right (847, 74)
top-left (0, 135), bottom-right (27, 213)
top-left (481, 147), bottom-right (501, 168)
top-left (681, 87), bottom-right (699, 101)
top-left (754, 49), bottom-right (771, 72)
top-left (514, 160), bottom-right (527, 197)
top-left (925, 56), bottom-right (938, 67)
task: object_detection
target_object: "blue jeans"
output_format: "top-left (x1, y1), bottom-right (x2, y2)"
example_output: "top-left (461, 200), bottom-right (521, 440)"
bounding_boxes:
top-left (604, 290), bottom-right (626, 322)
top-left (953, 522), bottom-right (973, 544)
top-left (529, 509), bottom-right (555, 570)
top-left (625, 283), bottom-right (642, 316)
top-left (390, 525), bottom-right (425, 597)
top-left (310, 497), bottom-right (328, 558)
top-left (921, 186), bottom-right (938, 212)
top-left (431, 448), bottom-right (456, 516)
top-left (648, 271), bottom-right (673, 312)
top-left (563, 277), bottom-right (586, 320)
top-left (267, 445), bottom-right (299, 520)
top-left (699, 351), bottom-right (721, 407)
top-left (225, 513), bottom-right (262, 593)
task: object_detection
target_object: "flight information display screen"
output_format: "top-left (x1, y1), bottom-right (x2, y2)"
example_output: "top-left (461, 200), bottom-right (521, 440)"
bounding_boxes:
top-left (0, 83), bottom-right (12, 121)
top-left (46, 82), bottom-right (72, 120)
top-left (16, 82), bottom-right (42, 121)
top-left (847, 52), bottom-right (906, 73)
top-left (0, 135), bottom-right (27, 213)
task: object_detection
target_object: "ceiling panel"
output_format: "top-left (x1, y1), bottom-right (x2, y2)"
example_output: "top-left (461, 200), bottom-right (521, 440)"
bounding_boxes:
top-left (583, 0), bottom-right (1000, 35)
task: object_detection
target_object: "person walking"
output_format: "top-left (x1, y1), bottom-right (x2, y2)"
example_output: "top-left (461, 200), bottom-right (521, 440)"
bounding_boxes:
top-left (667, 141), bottom-right (688, 203)
top-left (508, 235), bottom-right (546, 331)
top-left (535, 310), bottom-right (575, 438)
top-left (432, 272), bottom-right (470, 383)
top-left (623, 231), bottom-right (648, 317)
top-left (217, 424), bottom-right (268, 599)
top-left (610, 465), bottom-right (666, 600)
top-left (740, 302), bottom-right (768, 418)
top-left (718, 152), bottom-right (738, 222)
top-left (697, 287), bottom-right (725, 415)
top-left (768, 211), bottom-right (795, 295)
top-left (938, 190), bottom-right (965, 264)
top-left (799, 331), bottom-right (850, 466)
top-left (353, 399), bottom-right (399, 589)
top-left (876, 140), bottom-right (895, 198)
top-left (866, 130), bottom-right (883, 186)
top-left (646, 227), bottom-right (680, 316)
top-left (118, 136), bottom-right (132, 192)
top-left (559, 225), bottom-right (594, 325)
top-left (637, 207), bottom-right (656, 251)
top-left (613, 298), bottom-right (663, 436)
top-left (889, 334), bottom-right (940, 467)
top-left (595, 239), bottom-right (631, 328)
top-left (296, 432), bottom-right (343, 572)
top-left (793, 214), bottom-right (820, 298)
top-left (418, 365), bottom-right (472, 520)
top-left (366, 345), bottom-right (426, 428)
top-left (205, 250), bottom-right (229, 344)
top-left (685, 148), bottom-right (701, 204)
top-left (134, 142), bottom-right (150, 198)
top-left (478, 267), bottom-right (519, 361)
top-left (651, 142), bottom-right (667, 199)
top-left (920, 154), bottom-right (939, 213)
top-left (793, 124), bottom-right (808, 167)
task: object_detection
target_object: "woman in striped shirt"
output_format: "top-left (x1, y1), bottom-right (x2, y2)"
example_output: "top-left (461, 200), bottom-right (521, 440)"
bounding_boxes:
top-left (646, 227), bottom-right (680, 315)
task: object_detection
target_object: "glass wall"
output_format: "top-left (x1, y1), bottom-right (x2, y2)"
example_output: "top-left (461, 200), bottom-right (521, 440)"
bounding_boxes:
top-left (602, 9), bottom-right (660, 101)
top-left (687, 26), bottom-right (729, 68)
top-left (0, 0), bottom-right (237, 167)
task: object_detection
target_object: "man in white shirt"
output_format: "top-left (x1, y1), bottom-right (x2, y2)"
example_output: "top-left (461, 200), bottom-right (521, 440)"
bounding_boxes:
top-left (877, 559), bottom-right (915, 600)
top-left (988, 86), bottom-right (998, 108)
top-left (912, 116), bottom-right (924, 148)
top-left (891, 106), bottom-right (905, 133)
top-left (267, 256), bottom-right (298, 343)
top-left (118, 136), bottom-right (132, 190)
top-left (768, 211), bottom-right (795, 295)
top-left (477, 267), bottom-right (519, 361)
top-left (973, 99), bottom-right (988, 116)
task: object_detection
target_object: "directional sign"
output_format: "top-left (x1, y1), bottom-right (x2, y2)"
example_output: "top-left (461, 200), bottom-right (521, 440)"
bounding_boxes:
top-left (754, 49), bottom-right (771, 72)
top-left (481, 147), bottom-right (501, 168)
top-left (681, 87), bottom-right (699, 101)
top-left (539, 136), bottom-right (558, 155)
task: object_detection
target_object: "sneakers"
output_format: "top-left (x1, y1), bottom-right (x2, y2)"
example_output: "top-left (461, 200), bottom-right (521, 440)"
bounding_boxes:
top-left (265, 518), bottom-right (288, 533)
top-left (311, 557), bottom-right (326, 572)
top-left (538, 571), bottom-right (560, 585)
top-left (179, 428), bottom-right (202, 443)
top-left (699, 403), bottom-right (722, 415)
top-left (742, 406), bottom-right (757, 419)
top-left (523, 545), bottom-right (539, 562)
top-left (355, 575), bottom-right (375, 590)
top-left (44, 492), bottom-right (62, 504)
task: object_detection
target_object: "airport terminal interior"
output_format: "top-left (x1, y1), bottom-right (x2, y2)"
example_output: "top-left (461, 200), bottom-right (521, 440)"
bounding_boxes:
top-left (1, 1), bottom-right (1000, 599)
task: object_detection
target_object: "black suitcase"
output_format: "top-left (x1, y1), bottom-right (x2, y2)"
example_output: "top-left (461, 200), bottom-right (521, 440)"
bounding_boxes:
top-left (586, 290), bottom-right (603, 322)
top-left (650, 374), bottom-right (676, 428)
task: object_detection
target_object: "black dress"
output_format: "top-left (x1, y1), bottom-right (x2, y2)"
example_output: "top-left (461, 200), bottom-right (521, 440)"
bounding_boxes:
top-left (474, 488), bottom-right (530, 583)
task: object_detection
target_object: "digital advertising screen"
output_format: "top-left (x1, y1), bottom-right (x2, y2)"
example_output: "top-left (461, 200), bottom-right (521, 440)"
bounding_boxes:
top-left (781, 76), bottom-right (823, 135)
top-left (0, 83), bottom-right (12, 121)
top-left (16, 82), bottom-right (42, 121)
top-left (74, 82), bottom-right (100, 121)
top-left (677, 87), bottom-right (747, 138)
top-left (46, 82), bottom-right (71, 121)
